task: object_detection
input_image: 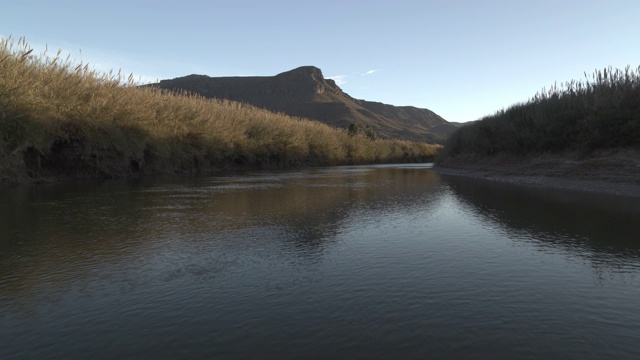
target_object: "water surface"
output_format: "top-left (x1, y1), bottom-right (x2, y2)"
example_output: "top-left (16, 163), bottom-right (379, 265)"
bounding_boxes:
top-left (1, 164), bottom-right (639, 359)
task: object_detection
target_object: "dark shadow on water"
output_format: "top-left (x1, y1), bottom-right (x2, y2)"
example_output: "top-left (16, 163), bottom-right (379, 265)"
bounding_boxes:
top-left (440, 174), bottom-right (640, 260)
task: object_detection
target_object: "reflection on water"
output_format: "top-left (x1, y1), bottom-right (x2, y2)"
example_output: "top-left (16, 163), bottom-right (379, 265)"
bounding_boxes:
top-left (1, 164), bottom-right (639, 359)
top-left (441, 175), bottom-right (640, 276)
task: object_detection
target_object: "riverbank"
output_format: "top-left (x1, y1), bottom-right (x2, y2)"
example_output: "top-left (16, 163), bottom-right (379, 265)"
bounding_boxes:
top-left (0, 37), bottom-right (440, 186)
top-left (433, 65), bottom-right (639, 198)
top-left (434, 149), bottom-right (640, 197)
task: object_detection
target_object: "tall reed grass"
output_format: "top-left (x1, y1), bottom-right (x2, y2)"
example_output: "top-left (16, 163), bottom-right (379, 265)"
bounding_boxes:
top-left (438, 66), bottom-right (640, 162)
top-left (0, 37), bottom-right (440, 183)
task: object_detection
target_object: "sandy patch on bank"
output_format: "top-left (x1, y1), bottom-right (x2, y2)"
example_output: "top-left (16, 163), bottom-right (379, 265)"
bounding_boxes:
top-left (434, 149), bottom-right (640, 198)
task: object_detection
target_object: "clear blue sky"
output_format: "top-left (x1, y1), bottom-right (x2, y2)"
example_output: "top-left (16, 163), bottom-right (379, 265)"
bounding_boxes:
top-left (2, 0), bottom-right (639, 123)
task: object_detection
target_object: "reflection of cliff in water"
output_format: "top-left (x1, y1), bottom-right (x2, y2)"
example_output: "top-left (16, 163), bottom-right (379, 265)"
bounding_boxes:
top-left (441, 174), bottom-right (640, 261)
top-left (0, 166), bottom-right (445, 299)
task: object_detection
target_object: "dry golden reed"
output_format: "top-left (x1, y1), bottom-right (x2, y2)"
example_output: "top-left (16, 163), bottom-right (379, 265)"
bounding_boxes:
top-left (0, 37), bottom-right (440, 183)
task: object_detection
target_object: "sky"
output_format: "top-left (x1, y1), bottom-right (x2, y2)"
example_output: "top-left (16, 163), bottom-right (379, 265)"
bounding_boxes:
top-left (2, 0), bottom-right (639, 123)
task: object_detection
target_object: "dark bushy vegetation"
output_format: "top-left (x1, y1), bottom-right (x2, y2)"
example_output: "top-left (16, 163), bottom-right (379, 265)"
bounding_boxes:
top-left (439, 66), bottom-right (640, 161)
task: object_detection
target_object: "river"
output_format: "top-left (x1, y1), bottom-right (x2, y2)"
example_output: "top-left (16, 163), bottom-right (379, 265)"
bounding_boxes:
top-left (1, 164), bottom-right (639, 359)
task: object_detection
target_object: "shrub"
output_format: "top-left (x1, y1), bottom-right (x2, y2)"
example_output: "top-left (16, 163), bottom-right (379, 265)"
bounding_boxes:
top-left (438, 65), bottom-right (640, 162)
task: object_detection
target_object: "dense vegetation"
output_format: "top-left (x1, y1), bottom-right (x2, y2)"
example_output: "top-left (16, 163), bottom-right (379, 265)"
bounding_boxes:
top-left (0, 38), bottom-right (439, 184)
top-left (438, 66), bottom-right (640, 162)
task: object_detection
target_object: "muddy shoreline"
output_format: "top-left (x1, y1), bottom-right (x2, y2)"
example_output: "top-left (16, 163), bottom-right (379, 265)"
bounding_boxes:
top-left (433, 163), bottom-right (640, 198)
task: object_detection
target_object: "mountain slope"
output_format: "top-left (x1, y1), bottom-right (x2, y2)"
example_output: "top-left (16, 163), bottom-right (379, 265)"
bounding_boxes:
top-left (150, 66), bottom-right (457, 144)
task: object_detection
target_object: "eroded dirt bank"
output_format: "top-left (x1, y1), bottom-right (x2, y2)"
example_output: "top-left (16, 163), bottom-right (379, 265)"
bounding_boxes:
top-left (434, 150), bottom-right (640, 198)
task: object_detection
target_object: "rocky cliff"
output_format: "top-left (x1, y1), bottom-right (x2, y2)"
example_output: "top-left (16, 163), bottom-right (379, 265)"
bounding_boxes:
top-left (151, 66), bottom-right (457, 143)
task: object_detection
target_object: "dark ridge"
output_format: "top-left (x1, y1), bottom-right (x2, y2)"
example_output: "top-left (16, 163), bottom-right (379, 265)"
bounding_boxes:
top-left (149, 66), bottom-right (457, 144)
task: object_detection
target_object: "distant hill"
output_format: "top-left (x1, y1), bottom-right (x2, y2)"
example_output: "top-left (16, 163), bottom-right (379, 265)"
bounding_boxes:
top-left (149, 66), bottom-right (457, 144)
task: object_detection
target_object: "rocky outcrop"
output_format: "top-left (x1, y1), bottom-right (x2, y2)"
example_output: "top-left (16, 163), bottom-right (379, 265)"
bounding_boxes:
top-left (151, 66), bottom-right (458, 144)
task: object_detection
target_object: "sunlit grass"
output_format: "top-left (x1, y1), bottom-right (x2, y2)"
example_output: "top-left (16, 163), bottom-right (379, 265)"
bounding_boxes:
top-left (0, 37), bottom-right (440, 183)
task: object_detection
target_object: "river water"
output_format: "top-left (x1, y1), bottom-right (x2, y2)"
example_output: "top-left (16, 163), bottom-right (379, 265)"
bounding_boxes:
top-left (1, 164), bottom-right (639, 359)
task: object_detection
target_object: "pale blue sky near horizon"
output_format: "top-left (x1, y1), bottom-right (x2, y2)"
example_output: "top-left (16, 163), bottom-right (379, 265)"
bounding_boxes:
top-left (2, 0), bottom-right (639, 123)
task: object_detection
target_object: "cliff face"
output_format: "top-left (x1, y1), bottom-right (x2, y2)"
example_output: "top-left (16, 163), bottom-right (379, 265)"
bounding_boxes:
top-left (152, 66), bottom-right (458, 144)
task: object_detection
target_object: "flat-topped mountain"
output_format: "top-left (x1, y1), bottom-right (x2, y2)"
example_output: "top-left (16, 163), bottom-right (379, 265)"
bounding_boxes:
top-left (150, 66), bottom-right (457, 144)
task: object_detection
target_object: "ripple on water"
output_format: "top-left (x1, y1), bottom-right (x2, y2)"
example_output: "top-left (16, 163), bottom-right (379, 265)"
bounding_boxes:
top-left (1, 164), bottom-right (639, 359)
